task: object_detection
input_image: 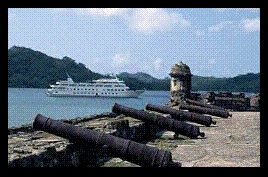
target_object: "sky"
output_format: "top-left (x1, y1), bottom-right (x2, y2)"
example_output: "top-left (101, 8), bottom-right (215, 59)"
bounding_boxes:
top-left (8, 8), bottom-right (260, 79)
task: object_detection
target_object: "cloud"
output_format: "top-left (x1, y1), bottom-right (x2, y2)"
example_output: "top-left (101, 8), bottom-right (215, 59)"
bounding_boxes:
top-left (208, 58), bottom-right (216, 65)
top-left (8, 12), bottom-right (17, 23)
top-left (111, 53), bottom-right (131, 68)
top-left (236, 8), bottom-right (260, 12)
top-left (128, 8), bottom-right (190, 34)
top-left (48, 8), bottom-right (68, 13)
top-left (208, 21), bottom-right (234, 32)
top-left (70, 8), bottom-right (191, 34)
top-left (242, 18), bottom-right (260, 32)
top-left (71, 8), bottom-right (129, 17)
top-left (195, 30), bottom-right (205, 36)
top-left (153, 58), bottom-right (163, 71)
top-left (215, 8), bottom-right (260, 12)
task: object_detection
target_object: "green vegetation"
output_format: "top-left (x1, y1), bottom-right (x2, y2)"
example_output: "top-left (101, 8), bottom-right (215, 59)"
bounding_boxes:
top-left (117, 72), bottom-right (170, 91)
top-left (191, 73), bottom-right (260, 93)
top-left (8, 46), bottom-right (260, 93)
top-left (8, 46), bottom-right (103, 88)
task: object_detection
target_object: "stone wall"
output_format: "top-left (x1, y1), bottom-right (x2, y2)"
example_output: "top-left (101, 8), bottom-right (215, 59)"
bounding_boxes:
top-left (8, 113), bottom-right (162, 167)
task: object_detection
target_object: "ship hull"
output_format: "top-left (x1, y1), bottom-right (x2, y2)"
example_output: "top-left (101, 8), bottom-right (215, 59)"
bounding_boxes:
top-left (46, 90), bottom-right (145, 98)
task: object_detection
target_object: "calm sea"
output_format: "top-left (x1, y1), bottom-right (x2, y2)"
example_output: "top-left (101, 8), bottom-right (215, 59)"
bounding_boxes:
top-left (8, 88), bottom-right (255, 128)
top-left (8, 88), bottom-right (170, 128)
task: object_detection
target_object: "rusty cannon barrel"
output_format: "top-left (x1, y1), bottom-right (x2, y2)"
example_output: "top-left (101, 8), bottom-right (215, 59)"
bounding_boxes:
top-left (185, 98), bottom-right (225, 110)
top-left (112, 103), bottom-right (205, 139)
top-left (178, 102), bottom-right (232, 118)
top-left (145, 103), bottom-right (216, 127)
top-left (33, 114), bottom-right (181, 167)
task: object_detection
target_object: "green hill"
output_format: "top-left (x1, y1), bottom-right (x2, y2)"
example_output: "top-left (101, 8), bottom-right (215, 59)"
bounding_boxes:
top-left (8, 46), bottom-right (103, 88)
top-left (191, 73), bottom-right (260, 93)
top-left (117, 72), bottom-right (169, 91)
top-left (8, 46), bottom-right (260, 93)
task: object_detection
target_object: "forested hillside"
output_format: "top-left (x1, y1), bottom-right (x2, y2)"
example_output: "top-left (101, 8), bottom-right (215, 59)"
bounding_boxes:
top-left (8, 46), bottom-right (260, 93)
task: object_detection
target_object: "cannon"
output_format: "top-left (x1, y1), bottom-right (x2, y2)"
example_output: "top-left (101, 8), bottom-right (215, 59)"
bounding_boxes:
top-left (178, 102), bottom-right (232, 118)
top-left (145, 103), bottom-right (216, 127)
top-left (33, 114), bottom-right (181, 167)
top-left (185, 98), bottom-right (225, 110)
top-left (112, 103), bottom-right (205, 139)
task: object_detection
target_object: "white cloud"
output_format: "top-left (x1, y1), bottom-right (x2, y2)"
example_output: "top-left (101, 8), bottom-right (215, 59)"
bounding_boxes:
top-left (48, 8), bottom-right (68, 13)
top-left (70, 8), bottom-right (191, 34)
top-left (242, 18), bottom-right (260, 32)
top-left (111, 53), bottom-right (131, 68)
top-left (215, 8), bottom-right (260, 12)
top-left (208, 58), bottom-right (216, 65)
top-left (208, 21), bottom-right (234, 32)
top-left (215, 8), bottom-right (229, 12)
top-left (153, 58), bottom-right (163, 71)
top-left (236, 8), bottom-right (260, 12)
top-left (8, 13), bottom-right (17, 23)
top-left (128, 8), bottom-right (190, 34)
top-left (72, 8), bottom-right (129, 17)
top-left (195, 30), bottom-right (205, 36)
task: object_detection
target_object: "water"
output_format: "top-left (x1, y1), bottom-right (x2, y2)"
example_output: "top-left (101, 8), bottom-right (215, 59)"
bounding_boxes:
top-left (8, 88), bottom-right (170, 128)
top-left (8, 88), bottom-right (255, 128)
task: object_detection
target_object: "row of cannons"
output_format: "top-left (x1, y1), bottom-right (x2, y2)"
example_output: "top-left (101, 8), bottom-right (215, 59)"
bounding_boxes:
top-left (32, 99), bottom-right (231, 167)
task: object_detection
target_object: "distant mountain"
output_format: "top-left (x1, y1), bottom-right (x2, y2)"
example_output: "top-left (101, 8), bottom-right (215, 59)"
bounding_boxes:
top-left (8, 46), bottom-right (103, 88)
top-left (8, 46), bottom-right (260, 93)
top-left (117, 72), bottom-right (169, 91)
top-left (191, 73), bottom-right (260, 93)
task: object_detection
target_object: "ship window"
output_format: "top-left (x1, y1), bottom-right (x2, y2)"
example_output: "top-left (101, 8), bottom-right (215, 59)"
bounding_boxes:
top-left (101, 93), bottom-right (103, 94)
top-left (111, 89), bottom-right (113, 91)
top-left (115, 89), bottom-right (117, 91)
top-left (112, 93), bottom-right (114, 94)
top-left (77, 88), bottom-right (79, 90)
top-left (107, 89), bottom-right (110, 91)
top-left (116, 93), bottom-right (118, 94)
top-left (105, 93), bottom-right (107, 94)
top-left (89, 89), bottom-right (91, 91)
top-left (122, 89), bottom-right (124, 91)
top-left (74, 88), bottom-right (76, 90)
top-left (92, 89), bottom-right (94, 91)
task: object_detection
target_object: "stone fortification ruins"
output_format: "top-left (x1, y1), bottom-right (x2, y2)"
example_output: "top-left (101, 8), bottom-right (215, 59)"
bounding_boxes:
top-left (8, 61), bottom-right (260, 167)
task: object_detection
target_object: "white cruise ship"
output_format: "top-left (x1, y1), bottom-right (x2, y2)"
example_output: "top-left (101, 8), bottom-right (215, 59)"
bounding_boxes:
top-left (46, 74), bottom-right (145, 98)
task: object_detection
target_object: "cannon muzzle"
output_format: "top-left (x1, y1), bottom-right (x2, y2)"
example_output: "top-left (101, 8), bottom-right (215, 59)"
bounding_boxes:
top-left (145, 103), bottom-right (216, 127)
top-left (178, 102), bottom-right (231, 118)
top-left (112, 103), bottom-right (205, 139)
top-left (33, 114), bottom-right (181, 167)
top-left (185, 98), bottom-right (225, 110)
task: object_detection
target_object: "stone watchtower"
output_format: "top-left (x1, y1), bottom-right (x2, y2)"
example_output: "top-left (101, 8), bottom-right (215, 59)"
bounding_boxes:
top-left (169, 61), bottom-right (192, 106)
